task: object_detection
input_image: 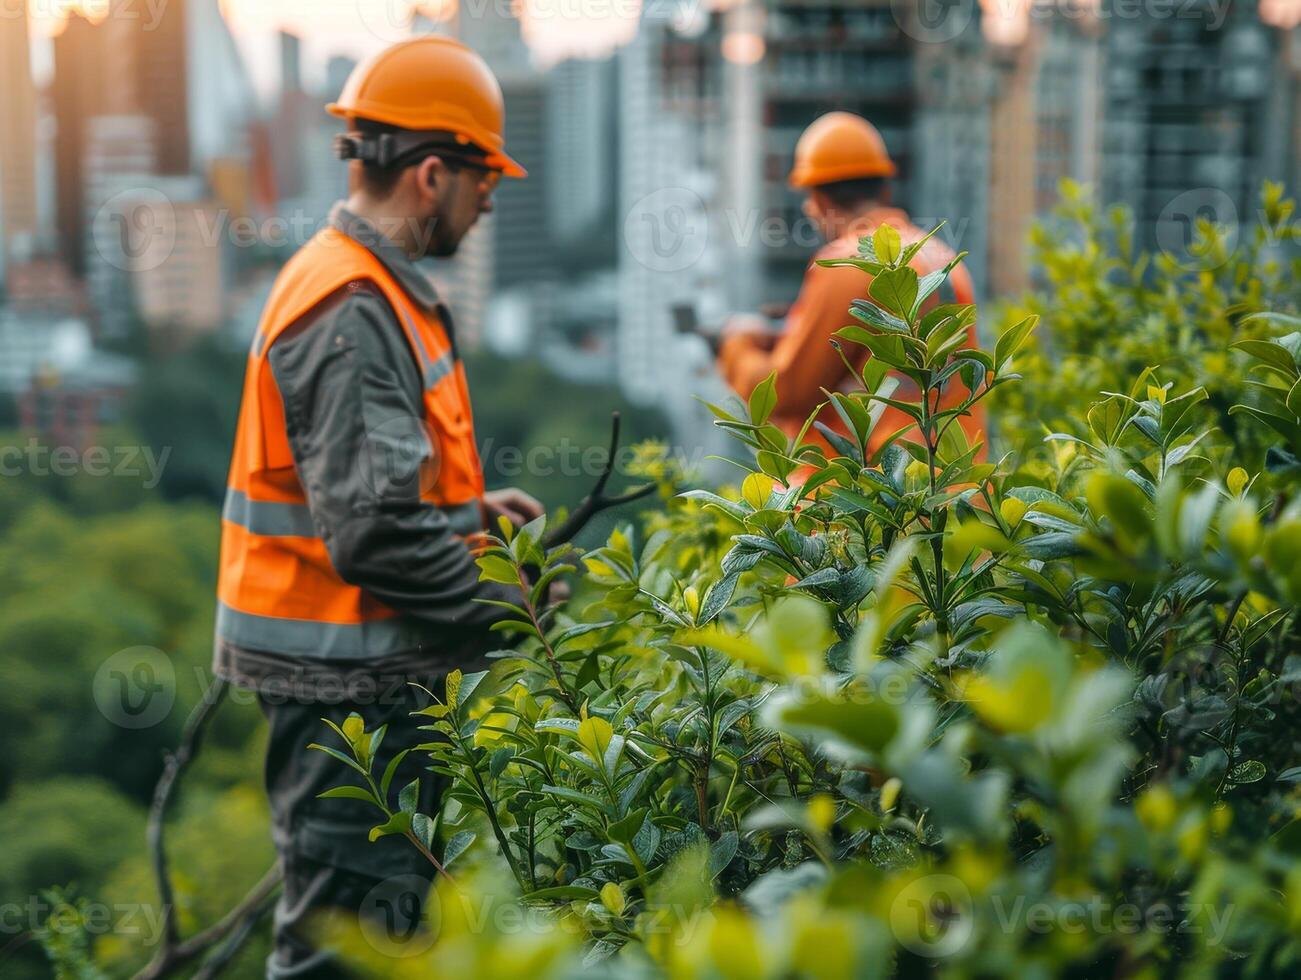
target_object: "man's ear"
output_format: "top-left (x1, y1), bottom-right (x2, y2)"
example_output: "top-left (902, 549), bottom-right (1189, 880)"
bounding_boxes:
top-left (806, 189), bottom-right (828, 220)
top-left (414, 155), bottom-right (442, 201)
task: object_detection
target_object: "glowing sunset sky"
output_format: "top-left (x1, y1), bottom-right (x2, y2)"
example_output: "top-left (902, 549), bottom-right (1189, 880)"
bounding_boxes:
top-left (26, 1), bottom-right (645, 91)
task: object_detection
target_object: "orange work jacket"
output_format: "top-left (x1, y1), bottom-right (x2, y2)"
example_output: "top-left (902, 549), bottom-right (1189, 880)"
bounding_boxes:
top-left (216, 227), bottom-right (486, 660)
top-left (718, 206), bottom-right (983, 460)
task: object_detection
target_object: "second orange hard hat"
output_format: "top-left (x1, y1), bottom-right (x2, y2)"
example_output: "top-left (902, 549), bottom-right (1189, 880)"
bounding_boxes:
top-left (788, 111), bottom-right (896, 189)
top-left (328, 36), bottom-right (526, 178)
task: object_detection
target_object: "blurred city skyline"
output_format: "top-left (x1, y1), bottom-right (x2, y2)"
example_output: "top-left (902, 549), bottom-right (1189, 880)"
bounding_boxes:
top-left (3, 0), bottom-right (1301, 462)
top-left (22, 0), bottom-right (642, 91)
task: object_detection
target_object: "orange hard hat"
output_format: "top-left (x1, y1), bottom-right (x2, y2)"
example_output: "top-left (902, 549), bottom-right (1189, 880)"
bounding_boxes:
top-left (788, 111), bottom-right (896, 189)
top-left (327, 36), bottom-right (526, 178)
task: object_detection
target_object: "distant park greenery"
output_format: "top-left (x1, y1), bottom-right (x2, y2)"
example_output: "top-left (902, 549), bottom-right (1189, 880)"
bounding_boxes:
top-left (0, 344), bottom-right (666, 979)
top-left (310, 190), bottom-right (1301, 978)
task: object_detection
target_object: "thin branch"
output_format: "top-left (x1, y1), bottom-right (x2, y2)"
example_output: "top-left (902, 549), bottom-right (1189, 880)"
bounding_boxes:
top-left (171, 866), bottom-right (281, 980)
top-left (543, 412), bottom-right (657, 546)
top-left (133, 678), bottom-right (285, 980)
top-left (148, 678), bottom-right (230, 949)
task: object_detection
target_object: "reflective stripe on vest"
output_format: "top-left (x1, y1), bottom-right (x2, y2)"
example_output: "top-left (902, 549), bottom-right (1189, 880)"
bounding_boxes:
top-left (222, 488), bottom-right (483, 539)
top-left (215, 602), bottom-right (426, 659)
top-left (216, 227), bottom-right (487, 660)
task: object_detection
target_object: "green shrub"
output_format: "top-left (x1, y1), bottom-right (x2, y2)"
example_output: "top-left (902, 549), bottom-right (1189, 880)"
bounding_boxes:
top-left (995, 181), bottom-right (1301, 471)
top-left (316, 212), bottom-right (1301, 977)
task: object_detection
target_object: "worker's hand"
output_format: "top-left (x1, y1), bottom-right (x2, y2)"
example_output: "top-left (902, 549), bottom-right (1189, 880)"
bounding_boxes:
top-left (484, 487), bottom-right (545, 530)
top-left (722, 313), bottom-right (779, 350)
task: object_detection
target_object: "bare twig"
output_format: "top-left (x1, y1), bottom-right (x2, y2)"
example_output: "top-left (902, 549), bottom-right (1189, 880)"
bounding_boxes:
top-left (543, 412), bottom-right (657, 547)
top-left (133, 678), bottom-right (284, 980)
top-left (188, 872), bottom-right (280, 980)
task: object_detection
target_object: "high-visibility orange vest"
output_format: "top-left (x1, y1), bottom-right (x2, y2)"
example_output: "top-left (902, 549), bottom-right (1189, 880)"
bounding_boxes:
top-left (216, 227), bottom-right (485, 659)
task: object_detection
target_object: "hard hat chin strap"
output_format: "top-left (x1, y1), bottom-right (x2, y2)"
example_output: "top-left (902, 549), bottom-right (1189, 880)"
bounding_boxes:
top-left (334, 130), bottom-right (487, 171)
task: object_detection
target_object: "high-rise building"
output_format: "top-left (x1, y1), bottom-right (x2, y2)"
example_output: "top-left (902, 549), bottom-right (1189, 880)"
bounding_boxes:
top-left (910, 0), bottom-right (1297, 294)
top-left (461, 6), bottom-right (552, 290)
top-left (756, 2), bottom-right (921, 305)
top-left (0, 1), bottom-right (39, 284)
top-left (493, 76), bottom-right (550, 289)
top-left (272, 32), bottom-right (312, 203)
top-left (53, 1), bottom-right (192, 275)
top-left (1100, 1), bottom-right (1288, 256)
top-left (83, 115), bottom-right (159, 338)
top-left (546, 56), bottom-right (619, 261)
top-left (188, 0), bottom-right (256, 175)
top-left (616, 3), bottom-right (732, 467)
top-left (131, 190), bottom-right (225, 339)
top-left (126, 0), bottom-right (190, 175)
top-left (53, 12), bottom-right (115, 275)
top-left (913, 19), bottom-right (994, 293)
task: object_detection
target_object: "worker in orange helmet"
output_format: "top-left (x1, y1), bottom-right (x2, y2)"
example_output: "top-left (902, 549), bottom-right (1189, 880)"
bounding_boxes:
top-left (214, 38), bottom-right (542, 978)
top-left (718, 111), bottom-right (982, 462)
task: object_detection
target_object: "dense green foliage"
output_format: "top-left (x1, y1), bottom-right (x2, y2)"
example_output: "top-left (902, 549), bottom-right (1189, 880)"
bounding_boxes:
top-left (317, 206), bottom-right (1301, 978)
top-left (997, 180), bottom-right (1301, 468)
top-left (0, 487), bottom-right (273, 980)
top-left (14, 186), bottom-right (1301, 978)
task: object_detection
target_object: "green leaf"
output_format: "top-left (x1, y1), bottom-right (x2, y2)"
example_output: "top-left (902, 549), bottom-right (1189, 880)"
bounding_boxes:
top-left (850, 298), bottom-right (909, 334)
top-left (445, 669), bottom-right (463, 711)
top-left (816, 256), bottom-right (884, 276)
top-left (542, 784), bottom-right (606, 811)
top-left (476, 554), bottom-right (520, 585)
top-left (868, 267), bottom-right (919, 321)
top-left (306, 743), bottom-right (368, 777)
top-left (699, 571), bottom-right (741, 625)
top-left (489, 746), bottom-right (514, 778)
top-left (1232, 339), bottom-right (1300, 377)
top-left (1085, 472), bottom-right (1151, 545)
top-left (456, 670), bottom-right (489, 710)
top-left (608, 808), bottom-right (648, 845)
top-left (1230, 761), bottom-right (1267, 785)
top-left (773, 693), bottom-right (899, 757)
top-left (317, 785), bottom-right (376, 804)
top-left (873, 222), bottom-right (902, 264)
top-left (995, 315), bottom-right (1038, 371)
top-left (577, 716), bottom-right (615, 763)
top-left (399, 777), bottom-right (420, 814)
top-left (368, 810), bottom-right (412, 842)
top-left (749, 372), bottom-right (778, 426)
top-left (444, 830), bottom-right (476, 867)
top-left (834, 328), bottom-right (907, 369)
